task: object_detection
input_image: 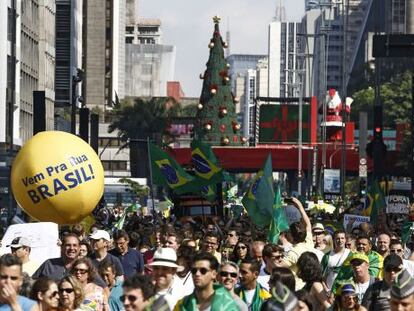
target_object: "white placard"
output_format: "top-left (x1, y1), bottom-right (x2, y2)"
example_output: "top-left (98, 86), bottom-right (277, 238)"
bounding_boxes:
top-left (324, 169), bottom-right (341, 194)
top-left (0, 222), bottom-right (60, 265)
top-left (343, 214), bottom-right (370, 232)
top-left (386, 195), bottom-right (410, 214)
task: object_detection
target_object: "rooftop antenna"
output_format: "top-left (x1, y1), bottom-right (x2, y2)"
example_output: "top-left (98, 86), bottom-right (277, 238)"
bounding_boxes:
top-left (274, 0), bottom-right (286, 22)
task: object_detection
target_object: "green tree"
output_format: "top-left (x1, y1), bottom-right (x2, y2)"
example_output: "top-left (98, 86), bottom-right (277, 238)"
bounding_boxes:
top-left (194, 16), bottom-right (243, 146)
top-left (108, 96), bottom-right (181, 178)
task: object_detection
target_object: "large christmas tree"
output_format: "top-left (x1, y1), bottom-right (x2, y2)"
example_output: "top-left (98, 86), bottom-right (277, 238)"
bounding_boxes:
top-left (194, 16), bottom-right (245, 146)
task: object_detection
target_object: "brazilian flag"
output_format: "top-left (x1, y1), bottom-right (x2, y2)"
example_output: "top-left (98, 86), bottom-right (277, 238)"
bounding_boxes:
top-left (362, 179), bottom-right (385, 224)
top-left (268, 185), bottom-right (289, 243)
top-left (149, 143), bottom-right (195, 194)
top-left (191, 140), bottom-right (224, 185)
top-left (242, 153), bottom-right (274, 227)
top-left (200, 184), bottom-right (217, 202)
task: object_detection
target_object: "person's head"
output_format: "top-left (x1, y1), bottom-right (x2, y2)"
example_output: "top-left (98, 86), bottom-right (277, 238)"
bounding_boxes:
top-left (89, 230), bottom-right (111, 253)
top-left (239, 258), bottom-right (261, 289)
top-left (297, 252), bottom-right (323, 284)
top-left (356, 235), bottom-right (372, 254)
top-left (261, 281), bottom-right (298, 311)
top-left (218, 261), bottom-right (239, 291)
top-left (71, 224), bottom-right (85, 241)
top-left (61, 233), bottom-right (80, 262)
top-left (312, 223), bottom-right (326, 245)
top-left (250, 241), bottom-right (265, 264)
top-left (201, 232), bottom-right (219, 254)
top-left (345, 235), bottom-right (356, 251)
top-left (176, 245), bottom-right (195, 277)
top-left (98, 261), bottom-right (117, 288)
top-left (389, 239), bottom-right (405, 258)
top-left (113, 230), bottom-right (130, 255)
top-left (335, 283), bottom-right (359, 310)
top-left (71, 258), bottom-right (97, 285)
top-left (30, 277), bottom-right (59, 310)
top-left (262, 244), bottom-right (284, 272)
top-left (333, 230), bottom-right (346, 250)
top-left (8, 237), bottom-right (31, 263)
top-left (225, 230), bottom-right (239, 246)
top-left (233, 240), bottom-right (250, 261)
top-left (78, 241), bottom-right (91, 259)
top-left (377, 233), bottom-right (391, 255)
top-left (181, 239), bottom-right (197, 250)
top-left (162, 231), bottom-right (181, 251)
top-left (295, 289), bottom-right (313, 311)
top-left (122, 274), bottom-right (155, 311)
top-left (390, 269), bottom-right (414, 311)
top-left (0, 254), bottom-right (23, 293)
top-left (147, 248), bottom-right (180, 291)
top-left (268, 267), bottom-right (296, 293)
top-left (383, 254), bottom-right (403, 286)
top-left (191, 252), bottom-right (219, 291)
top-left (58, 275), bottom-right (84, 310)
top-left (350, 253), bottom-right (370, 282)
top-left (290, 222), bottom-right (307, 244)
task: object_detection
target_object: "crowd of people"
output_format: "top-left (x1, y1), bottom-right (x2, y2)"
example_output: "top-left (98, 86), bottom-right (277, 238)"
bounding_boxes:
top-left (0, 197), bottom-right (414, 311)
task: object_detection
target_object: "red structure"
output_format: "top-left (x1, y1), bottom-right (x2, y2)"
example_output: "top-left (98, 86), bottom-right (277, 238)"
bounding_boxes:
top-left (167, 81), bottom-right (185, 102)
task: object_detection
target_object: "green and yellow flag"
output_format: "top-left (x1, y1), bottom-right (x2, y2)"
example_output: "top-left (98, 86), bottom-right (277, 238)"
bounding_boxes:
top-left (191, 140), bottom-right (224, 185)
top-left (363, 180), bottom-right (385, 224)
top-left (149, 143), bottom-right (195, 194)
top-left (268, 185), bottom-right (289, 243)
top-left (242, 153), bottom-right (274, 228)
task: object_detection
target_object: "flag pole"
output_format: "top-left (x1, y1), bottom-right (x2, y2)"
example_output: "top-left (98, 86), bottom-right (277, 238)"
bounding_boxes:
top-left (146, 137), bottom-right (156, 219)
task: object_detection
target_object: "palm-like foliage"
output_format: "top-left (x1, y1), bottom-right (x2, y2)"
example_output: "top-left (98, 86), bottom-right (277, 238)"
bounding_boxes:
top-left (108, 96), bottom-right (181, 177)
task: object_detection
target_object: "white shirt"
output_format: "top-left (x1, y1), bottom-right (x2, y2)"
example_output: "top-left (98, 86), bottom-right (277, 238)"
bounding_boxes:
top-left (178, 271), bottom-right (195, 297)
top-left (324, 248), bottom-right (351, 290)
top-left (244, 288), bottom-right (256, 307)
top-left (257, 266), bottom-right (271, 291)
top-left (403, 259), bottom-right (414, 277)
top-left (355, 280), bottom-right (370, 302)
top-left (155, 274), bottom-right (186, 310)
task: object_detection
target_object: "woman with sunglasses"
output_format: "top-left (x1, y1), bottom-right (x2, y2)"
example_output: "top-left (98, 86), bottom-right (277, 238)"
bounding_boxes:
top-left (70, 258), bottom-right (109, 311)
top-left (58, 275), bottom-right (84, 311)
top-left (331, 283), bottom-right (367, 311)
top-left (30, 277), bottom-right (60, 311)
top-left (218, 262), bottom-right (248, 311)
top-left (230, 241), bottom-right (251, 265)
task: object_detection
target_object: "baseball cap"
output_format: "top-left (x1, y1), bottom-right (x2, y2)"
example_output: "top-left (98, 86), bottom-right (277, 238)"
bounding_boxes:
top-left (7, 237), bottom-right (31, 248)
top-left (336, 283), bottom-right (356, 296)
top-left (89, 230), bottom-right (111, 241)
top-left (391, 269), bottom-right (414, 299)
top-left (349, 252), bottom-right (369, 265)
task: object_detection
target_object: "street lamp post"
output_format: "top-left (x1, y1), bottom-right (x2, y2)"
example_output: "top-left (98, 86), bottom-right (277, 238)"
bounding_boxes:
top-left (71, 69), bottom-right (84, 135)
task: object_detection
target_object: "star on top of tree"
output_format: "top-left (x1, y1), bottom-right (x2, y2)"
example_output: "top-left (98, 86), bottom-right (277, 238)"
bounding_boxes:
top-left (213, 15), bottom-right (221, 24)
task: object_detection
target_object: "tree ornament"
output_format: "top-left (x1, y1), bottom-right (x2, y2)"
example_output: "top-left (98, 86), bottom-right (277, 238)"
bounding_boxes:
top-left (221, 137), bottom-right (230, 145)
top-left (241, 136), bottom-right (248, 144)
top-left (226, 63), bottom-right (230, 69)
top-left (219, 124), bottom-right (226, 133)
top-left (223, 42), bottom-right (228, 48)
top-left (233, 123), bottom-right (241, 131)
top-left (197, 103), bottom-right (203, 109)
top-left (199, 73), bottom-right (204, 79)
top-left (211, 88), bottom-right (217, 94)
top-left (233, 97), bottom-right (240, 104)
top-left (224, 76), bottom-right (230, 82)
top-left (204, 123), bottom-right (212, 131)
top-left (209, 42), bottom-right (215, 48)
top-left (219, 107), bottom-right (228, 117)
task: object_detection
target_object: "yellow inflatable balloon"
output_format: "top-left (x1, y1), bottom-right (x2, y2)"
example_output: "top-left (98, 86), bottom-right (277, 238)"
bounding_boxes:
top-left (11, 131), bottom-right (104, 224)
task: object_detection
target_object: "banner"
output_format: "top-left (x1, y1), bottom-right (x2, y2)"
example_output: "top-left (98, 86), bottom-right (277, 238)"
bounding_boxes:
top-left (343, 214), bottom-right (370, 232)
top-left (324, 169), bottom-right (341, 194)
top-left (386, 195), bottom-right (410, 214)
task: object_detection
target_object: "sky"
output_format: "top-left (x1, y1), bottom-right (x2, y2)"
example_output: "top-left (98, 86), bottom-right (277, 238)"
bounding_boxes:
top-left (139, 0), bottom-right (305, 97)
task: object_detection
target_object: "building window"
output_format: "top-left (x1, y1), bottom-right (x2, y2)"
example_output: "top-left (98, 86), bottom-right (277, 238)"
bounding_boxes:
top-left (102, 161), bottom-right (128, 171)
top-left (99, 137), bottom-right (122, 147)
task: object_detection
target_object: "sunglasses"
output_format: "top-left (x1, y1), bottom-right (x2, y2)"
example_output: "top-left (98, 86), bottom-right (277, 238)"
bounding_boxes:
top-left (191, 267), bottom-right (210, 275)
top-left (59, 288), bottom-right (74, 294)
top-left (390, 249), bottom-right (403, 253)
top-left (220, 271), bottom-right (238, 278)
top-left (237, 246), bottom-right (247, 250)
top-left (74, 268), bottom-right (89, 274)
top-left (120, 295), bottom-right (139, 303)
top-left (385, 266), bottom-right (402, 273)
top-left (49, 291), bottom-right (59, 298)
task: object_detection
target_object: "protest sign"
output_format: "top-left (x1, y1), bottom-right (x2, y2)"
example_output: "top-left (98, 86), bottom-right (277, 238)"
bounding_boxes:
top-left (0, 222), bottom-right (60, 265)
top-left (11, 131), bottom-right (104, 224)
top-left (343, 214), bottom-right (370, 232)
top-left (386, 195), bottom-right (410, 214)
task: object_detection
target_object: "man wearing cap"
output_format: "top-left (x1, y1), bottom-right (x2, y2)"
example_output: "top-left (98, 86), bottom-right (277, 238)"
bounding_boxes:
top-left (390, 269), bottom-right (414, 311)
top-left (356, 234), bottom-right (383, 278)
top-left (7, 237), bottom-right (39, 277)
top-left (312, 223), bottom-right (328, 253)
top-left (362, 254), bottom-right (403, 311)
top-left (349, 253), bottom-right (376, 302)
top-left (147, 247), bottom-right (186, 310)
top-left (89, 230), bottom-right (124, 281)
